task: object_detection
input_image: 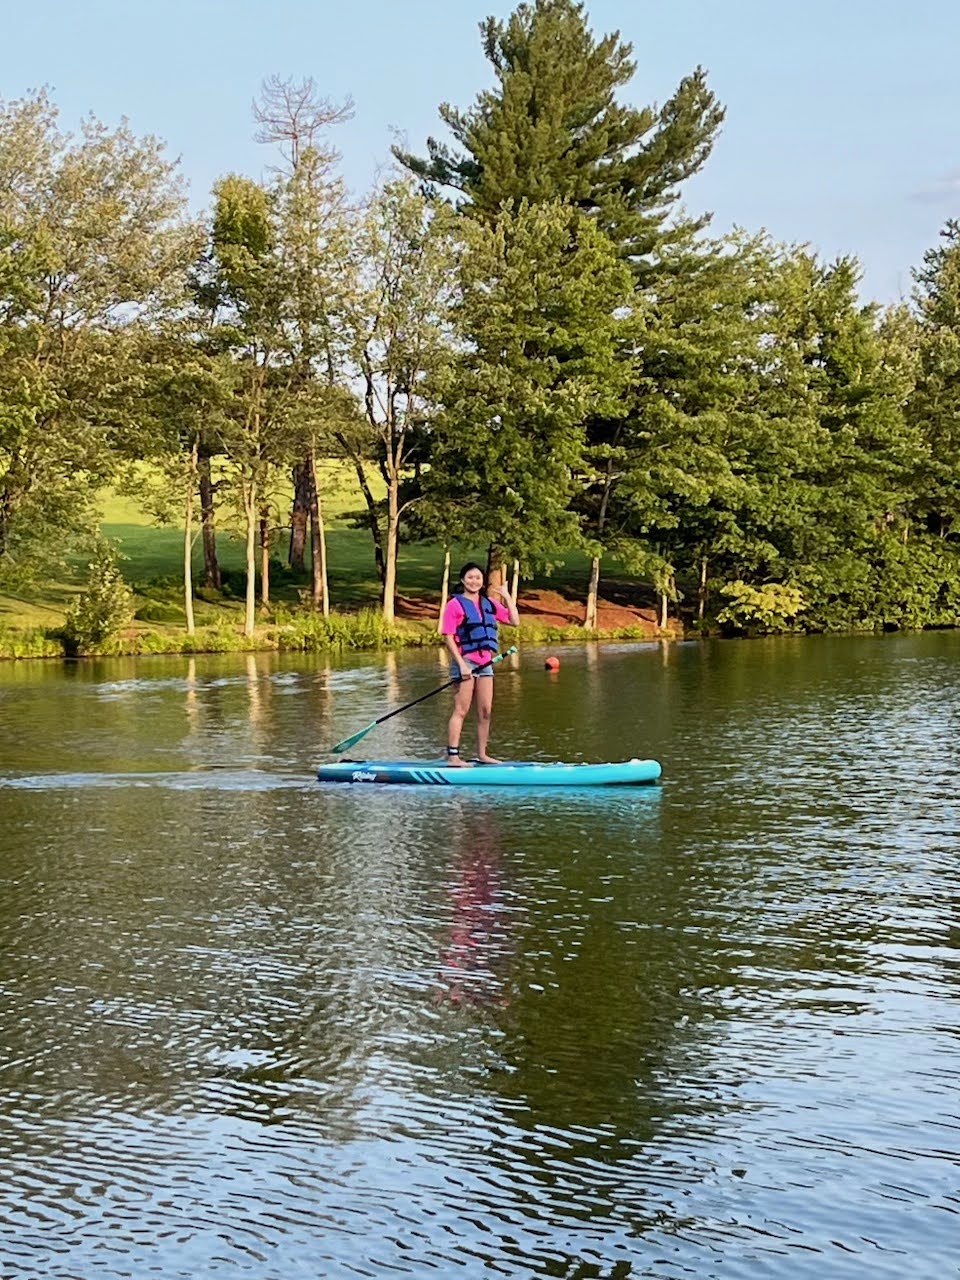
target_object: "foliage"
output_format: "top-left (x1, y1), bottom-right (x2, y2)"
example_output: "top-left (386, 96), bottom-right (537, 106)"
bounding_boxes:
top-left (61, 541), bottom-right (135, 653)
top-left (7, 50), bottom-right (960, 643)
top-left (0, 88), bottom-right (196, 583)
top-left (909, 220), bottom-right (960, 540)
top-left (338, 179), bottom-right (456, 619)
top-left (277, 608), bottom-right (423, 651)
top-left (395, 0), bottom-right (723, 274)
top-left (717, 581), bottom-right (807, 634)
top-left (396, 0), bottom-right (725, 607)
top-left (422, 200), bottom-right (634, 570)
top-left (0, 625), bottom-right (62, 659)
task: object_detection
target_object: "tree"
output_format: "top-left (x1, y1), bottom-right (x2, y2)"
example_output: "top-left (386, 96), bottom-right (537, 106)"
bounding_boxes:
top-left (722, 249), bottom-right (923, 629)
top-left (395, 0), bottom-right (724, 274)
top-left (397, 0), bottom-right (725, 614)
top-left (422, 200), bottom-right (634, 576)
top-left (198, 174), bottom-right (290, 637)
top-left (255, 75), bottom-right (355, 611)
top-left (910, 220), bottom-right (960, 540)
top-left (339, 179), bottom-right (455, 622)
top-left (0, 89), bottom-right (195, 582)
top-left (118, 328), bottom-right (234, 634)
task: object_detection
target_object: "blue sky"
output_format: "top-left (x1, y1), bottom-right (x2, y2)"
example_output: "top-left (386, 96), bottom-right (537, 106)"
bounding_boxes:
top-left (2, 0), bottom-right (958, 302)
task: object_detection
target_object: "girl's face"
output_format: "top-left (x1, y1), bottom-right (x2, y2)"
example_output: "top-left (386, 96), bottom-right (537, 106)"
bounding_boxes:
top-left (461, 567), bottom-right (484, 594)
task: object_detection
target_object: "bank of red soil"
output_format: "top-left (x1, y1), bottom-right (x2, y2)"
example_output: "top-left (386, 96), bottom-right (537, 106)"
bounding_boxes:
top-left (396, 586), bottom-right (664, 636)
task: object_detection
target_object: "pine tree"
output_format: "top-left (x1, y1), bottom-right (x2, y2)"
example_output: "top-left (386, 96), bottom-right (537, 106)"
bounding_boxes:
top-left (397, 0), bottom-right (725, 616)
top-left (421, 201), bottom-right (634, 572)
top-left (589, 232), bottom-right (772, 627)
top-left (395, 0), bottom-right (723, 275)
top-left (733, 250), bottom-right (924, 629)
top-left (910, 220), bottom-right (960, 540)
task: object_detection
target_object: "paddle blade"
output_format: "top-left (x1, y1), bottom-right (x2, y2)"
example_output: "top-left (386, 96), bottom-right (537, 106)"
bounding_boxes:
top-left (330, 722), bottom-right (376, 755)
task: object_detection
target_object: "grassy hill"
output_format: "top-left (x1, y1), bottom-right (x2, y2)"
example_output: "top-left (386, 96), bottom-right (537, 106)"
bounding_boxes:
top-left (0, 465), bottom-right (658, 657)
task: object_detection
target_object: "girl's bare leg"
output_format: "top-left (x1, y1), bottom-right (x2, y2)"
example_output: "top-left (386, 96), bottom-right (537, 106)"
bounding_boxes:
top-left (445, 677), bottom-right (475, 765)
top-left (474, 679), bottom-right (500, 763)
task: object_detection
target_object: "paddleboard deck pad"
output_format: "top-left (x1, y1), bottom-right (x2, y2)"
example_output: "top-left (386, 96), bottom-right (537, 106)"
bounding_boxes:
top-left (316, 758), bottom-right (661, 787)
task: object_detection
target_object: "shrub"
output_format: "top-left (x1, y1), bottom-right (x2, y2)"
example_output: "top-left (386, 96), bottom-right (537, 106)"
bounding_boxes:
top-left (134, 599), bottom-right (186, 623)
top-left (278, 609), bottom-right (427, 651)
top-left (717, 581), bottom-right (807, 635)
top-left (0, 626), bottom-right (63, 659)
top-left (62, 542), bottom-right (135, 654)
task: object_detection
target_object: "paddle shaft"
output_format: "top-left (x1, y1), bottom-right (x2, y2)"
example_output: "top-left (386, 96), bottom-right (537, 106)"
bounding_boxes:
top-left (331, 646), bottom-right (517, 754)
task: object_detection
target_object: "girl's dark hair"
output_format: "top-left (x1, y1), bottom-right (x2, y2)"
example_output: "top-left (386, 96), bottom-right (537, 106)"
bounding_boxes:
top-left (455, 562), bottom-right (485, 593)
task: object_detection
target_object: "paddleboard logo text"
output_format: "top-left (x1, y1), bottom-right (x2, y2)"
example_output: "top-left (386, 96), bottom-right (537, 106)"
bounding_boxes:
top-left (351, 769), bottom-right (377, 782)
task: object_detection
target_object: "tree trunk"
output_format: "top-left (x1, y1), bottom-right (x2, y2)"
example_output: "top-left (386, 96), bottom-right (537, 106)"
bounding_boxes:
top-left (584, 456), bottom-right (615, 631)
top-left (183, 442), bottom-right (197, 636)
top-left (0, 486), bottom-right (12, 559)
top-left (659, 590), bottom-right (668, 630)
top-left (382, 479), bottom-right (399, 623)
top-left (697, 555), bottom-right (708, 622)
top-left (585, 555), bottom-right (600, 630)
top-left (510, 558), bottom-right (520, 602)
top-left (289, 457), bottom-right (310, 570)
top-left (198, 455), bottom-right (221, 590)
top-left (259, 505), bottom-right (270, 607)
top-left (485, 544), bottom-right (505, 587)
top-left (243, 476), bottom-right (257, 638)
top-left (438, 547), bottom-right (450, 633)
top-left (316, 496), bottom-right (330, 619)
top-left (308, 450), bottom-right (329, 616)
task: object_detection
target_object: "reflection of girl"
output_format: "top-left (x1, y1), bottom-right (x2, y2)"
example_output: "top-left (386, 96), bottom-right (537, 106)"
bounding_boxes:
top-left (440, 562), bottom-right (519, 765)
top-left (438, 822), bottom-right (510, 1008)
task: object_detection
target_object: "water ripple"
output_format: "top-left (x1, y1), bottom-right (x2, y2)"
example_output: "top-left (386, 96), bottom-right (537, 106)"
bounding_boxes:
top-left (1, 637), bottom-right (959, 1277)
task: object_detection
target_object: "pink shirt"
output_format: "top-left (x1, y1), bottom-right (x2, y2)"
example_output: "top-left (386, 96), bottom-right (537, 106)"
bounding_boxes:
top-left (441, 594), bottom-right (511, 666)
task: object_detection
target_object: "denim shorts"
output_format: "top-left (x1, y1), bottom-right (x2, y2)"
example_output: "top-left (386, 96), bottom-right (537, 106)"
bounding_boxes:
top-left (450, 658), bottom-right (495, 679)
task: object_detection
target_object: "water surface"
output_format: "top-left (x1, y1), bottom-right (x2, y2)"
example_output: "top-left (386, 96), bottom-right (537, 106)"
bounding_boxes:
top-left (1, 635), bottom-right (958, 1277)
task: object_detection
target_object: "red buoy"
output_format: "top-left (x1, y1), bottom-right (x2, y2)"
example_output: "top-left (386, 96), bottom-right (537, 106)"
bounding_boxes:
top-left (544, 655), bottom-right (560, 671)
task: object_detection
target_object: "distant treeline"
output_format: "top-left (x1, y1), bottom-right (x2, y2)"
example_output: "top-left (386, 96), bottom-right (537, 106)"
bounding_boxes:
top-left (3, 0), bottom-right (960, 637)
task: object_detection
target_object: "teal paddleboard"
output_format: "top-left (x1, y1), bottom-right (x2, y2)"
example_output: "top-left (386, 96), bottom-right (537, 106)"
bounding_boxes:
top-left (316, 758), bottom-right (661, 787)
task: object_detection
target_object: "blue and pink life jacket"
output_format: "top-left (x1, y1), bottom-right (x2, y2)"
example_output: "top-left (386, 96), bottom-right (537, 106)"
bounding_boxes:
top-left (454, 594), bottom-right (500, 657)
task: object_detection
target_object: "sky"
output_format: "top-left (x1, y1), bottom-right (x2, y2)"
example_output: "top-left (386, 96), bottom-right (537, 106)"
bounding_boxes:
top-left (2, 0), bottom-right (959, 303)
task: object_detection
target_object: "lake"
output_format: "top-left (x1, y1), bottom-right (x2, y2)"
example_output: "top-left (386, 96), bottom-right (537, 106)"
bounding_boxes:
top-left (1, 633), bottom-right (958, 1278)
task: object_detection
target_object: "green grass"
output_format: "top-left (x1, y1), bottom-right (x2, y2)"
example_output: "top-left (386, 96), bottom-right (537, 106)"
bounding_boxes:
top-left (0, 462), bottom-right (656, 657)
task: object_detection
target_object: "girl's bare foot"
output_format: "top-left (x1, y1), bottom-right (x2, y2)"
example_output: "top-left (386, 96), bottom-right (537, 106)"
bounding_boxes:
top-left (477, 754), bottom-right (502, 764)
top-left (444, 751), bottom-right (472, 767)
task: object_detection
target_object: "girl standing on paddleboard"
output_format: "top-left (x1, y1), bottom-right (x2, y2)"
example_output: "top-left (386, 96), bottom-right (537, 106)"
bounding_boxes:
top-left (440, 562), bottom-right (519, 765)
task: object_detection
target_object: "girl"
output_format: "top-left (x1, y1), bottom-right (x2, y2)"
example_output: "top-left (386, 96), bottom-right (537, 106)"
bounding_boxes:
top-left (440, 562), bottom-right (519, 765)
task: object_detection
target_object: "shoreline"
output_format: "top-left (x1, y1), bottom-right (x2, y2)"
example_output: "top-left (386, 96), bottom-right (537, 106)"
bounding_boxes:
top-left (0, 589), bottom-right (672, 662)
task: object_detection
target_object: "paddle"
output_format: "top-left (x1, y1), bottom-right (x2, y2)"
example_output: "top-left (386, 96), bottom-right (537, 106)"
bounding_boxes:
top-left (330, 646), bottom-right (518, 755)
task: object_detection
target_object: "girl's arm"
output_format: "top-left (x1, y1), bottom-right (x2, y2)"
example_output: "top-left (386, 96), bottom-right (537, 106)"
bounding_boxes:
top-left (489, 584), bottom-right (520, 627)
top-left (444, 632), bottom-right (473, 678)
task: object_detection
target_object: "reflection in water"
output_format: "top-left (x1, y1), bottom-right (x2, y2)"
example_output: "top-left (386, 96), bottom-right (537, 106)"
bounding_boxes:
top-left (383, 647), bottom-right (400, 700)
top-left (246, 650), bottom-right (262, 730)
top-left (0, 636), bottom-right (959, 1278)
top-left (184, 655), bottom-right (199, 741)
top-left (437, 807), bottom-right (511, 1008)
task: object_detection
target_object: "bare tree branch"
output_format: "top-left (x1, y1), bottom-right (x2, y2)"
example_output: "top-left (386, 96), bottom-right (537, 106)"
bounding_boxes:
top-left (253, 75), bottom-right (354, 172)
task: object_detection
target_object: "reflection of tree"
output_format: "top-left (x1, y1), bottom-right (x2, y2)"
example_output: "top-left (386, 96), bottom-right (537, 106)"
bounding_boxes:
top-left (466, 799), bottom-right (720, 1138)
top-left (497, 884), bottom-right (692, 1135)
top-left (437, 809), bottom-right (512, 1009)
top-left (383, 650), bottom-right (400, 706)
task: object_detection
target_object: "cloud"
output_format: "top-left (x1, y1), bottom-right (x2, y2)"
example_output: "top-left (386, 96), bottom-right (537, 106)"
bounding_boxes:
top-left (911, 169), bottom-right (960, 204)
